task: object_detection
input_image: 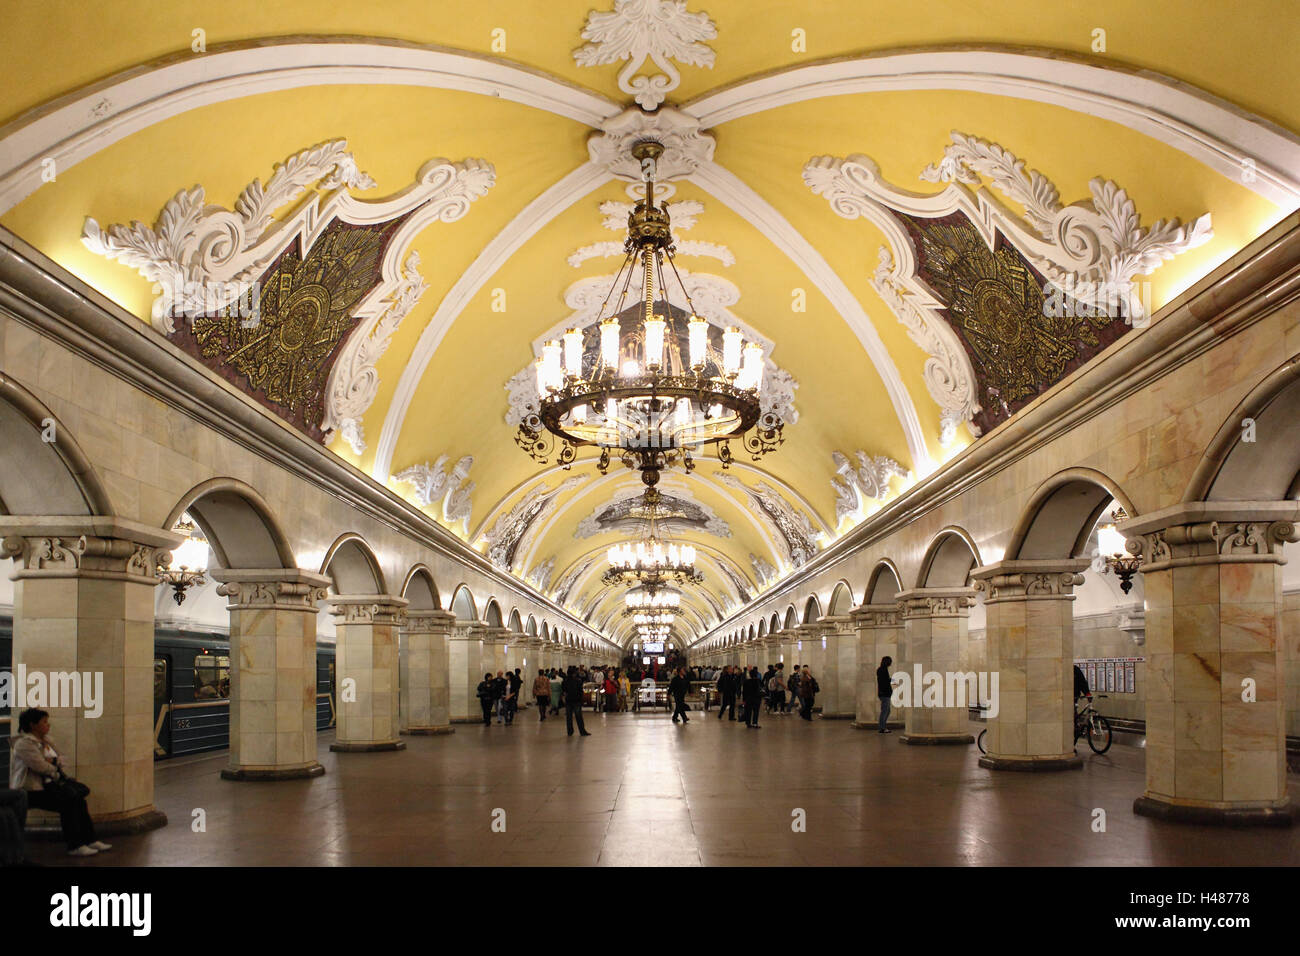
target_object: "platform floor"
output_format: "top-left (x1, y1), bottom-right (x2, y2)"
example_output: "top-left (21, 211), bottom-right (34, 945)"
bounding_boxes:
top-left (27, 708), bottom-right (1300, 866)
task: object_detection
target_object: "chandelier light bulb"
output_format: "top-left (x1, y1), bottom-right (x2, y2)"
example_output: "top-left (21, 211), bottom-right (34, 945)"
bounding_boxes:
top-left (600, 318), bottom-right (620, 368)
top-left (688, 314), bottom-right (708, 369)
top-left (563, 328), bottom-right (583, 378)
top-left (643, 316), bottom-right (666, 370)
top-left (571, 403), bottom-right (587, 425)
top-left (170, 535), bottom-right (209, 572)
top-left (1097, 523), bottom-right (1127, 558)
top-left (740, 342), bottom-right (764, 391)
top-left (621, 359), bottom-right (640, 378)
top-left (534, 356), bottom-right (548, 398)
top-left (541, 340), bottom-right (563, 392)
top-left (674, 397), bottom-right (691, 429)
top-left (722, 327), bottom-right (743, 375)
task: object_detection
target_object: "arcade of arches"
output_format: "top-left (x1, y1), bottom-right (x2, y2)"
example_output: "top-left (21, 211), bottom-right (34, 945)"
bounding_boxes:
top-left (1, 1), bottom-right (1300, 868)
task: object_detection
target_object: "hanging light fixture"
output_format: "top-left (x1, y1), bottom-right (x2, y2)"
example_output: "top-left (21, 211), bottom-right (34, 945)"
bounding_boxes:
top-left (157, 516), bottom-right (209, 605)
top-left (625, 610), bottom-right (676, 625)
top-left (1096, 507), bottom-right (1142, 594)
top-left (516, 140), bottom-right (784, 488)
top-left (603, 488), bottom-right (704, 588)
top-left (625, 588), bottom-right (681, 610)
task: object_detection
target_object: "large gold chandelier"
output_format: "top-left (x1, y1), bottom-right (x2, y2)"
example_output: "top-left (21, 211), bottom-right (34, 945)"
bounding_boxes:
top-left (625, 587), bottom-right (681, 609)
top-left (516, 140), bottom-right (784, 488)
top-left (602, 488), bottom-right (704, 588)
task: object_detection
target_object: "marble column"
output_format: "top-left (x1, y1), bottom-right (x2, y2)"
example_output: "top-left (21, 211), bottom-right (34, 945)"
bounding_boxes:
top-left (796, 624), bottom-right (824, 705)
top-left (851, 603), bottom-right (904, 730)
top-left (483, 627), bottom-right (510, 680)
top-left (1, 519), bottom-right (179, 834)
top-left (970, 560), bottom-right (1088, 771)
top-left (328, 594), bottom-right (407, 752)
top-left (449, 621), bottom-right (487, 722)
top-left (820, 615), bottom-right (857, 718)
top-left (400, 608), bottom-right (455, 736)
top-left (213, 568), bottom-right (332, 779)
top-left (1125, 505), bottom-right (1299, 825)
top-left (896, 588), bottom-right (977, 745)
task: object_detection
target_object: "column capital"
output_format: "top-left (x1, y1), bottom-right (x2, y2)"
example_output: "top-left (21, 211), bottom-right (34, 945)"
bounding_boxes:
top-left (970, 559), bottom-right (1089, 603)
top-left (850, 603), bottom-right (901, 627)
top-left (1, 516), bottom-right (183, 585)
top-left (1119, 502), bottom-right (1300, 571)
top-left (328, 593), bottom-right (409, 624)
top-left (483, 625), bottom-right (513, 644)
top-left (212, 567), bottom-right (332, 610)
top-left (451, 620), bottom-right (487, 640)
top-left (820, 613), bottom-right (857, 636)
top-left (402, 608), bottom-right (457, 633)
top-left (895, 587), bottom-right (978, 618)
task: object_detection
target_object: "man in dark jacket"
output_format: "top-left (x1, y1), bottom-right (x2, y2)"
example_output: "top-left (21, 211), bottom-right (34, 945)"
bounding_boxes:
top-left (669, 667), bottom-right (691, 723)
top-left (715, 665), bottom-right (736, 721)
top-left (505, 668), bottom-right (523, 724)
top-left (563, 666), bottom-right (591, 737)
top-left (877, 656), bottom-right (894, 734)
top-left (742, 667), bottom-right (763, 728)
top-left (476, 673), bottom-right (495, 725)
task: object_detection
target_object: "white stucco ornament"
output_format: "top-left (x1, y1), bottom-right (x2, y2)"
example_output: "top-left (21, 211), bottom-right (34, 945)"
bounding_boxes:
top-left (574, 1), bottom-right (717, 110)
top-left (587, 107), bottom-right (715, 181)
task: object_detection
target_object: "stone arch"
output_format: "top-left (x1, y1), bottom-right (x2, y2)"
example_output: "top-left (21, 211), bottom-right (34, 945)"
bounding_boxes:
top-left (802, 594), bottom-right (822, 624)
top-left (783, 605), bottom-right (798, 630)
top-left (0, 371), bottom-right (114, 516)
top-left (508, 608), bottom-right (523, 633)
top-left (758, 619), bottom-right (767, 637)
top-left (320, 533), bottom-right (386, 594)
top-left (450, 585), bottom-right (477, 621)
top-left (1005, 467), bottom-right (1138, 560)
top-left (484, 599), bottom-right (503, 627)
top-left (770, 612), bottom-right (781, 633)
top-left (165, 478), bottom-right (295, 569)
top-left (827, 580), bottom-right (854, 615)
top-left (748, 623), bottom-right (756, 640)
top-left (1185, 354), bottom-right (1300, 502)
top-left (540, 621), bottom-right (551, 642)
top-left (916, 527), bottom-right (982, 588)
top-left (400, 565), bottom-right (440, 610)
top-left (526, 615), bottom-right (537, 637)
top-left (864, 559), bottom-right (904, 604)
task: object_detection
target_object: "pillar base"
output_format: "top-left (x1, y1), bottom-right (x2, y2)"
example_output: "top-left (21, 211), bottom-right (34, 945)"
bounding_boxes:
top-left (851, 720), bottom-right (904, 730)
top-left (221, 762), bottom-right (326, 781)
top-left (1133, 795), bottom-right (1297, 827)
top-left (403, 726), bottom-right (455, 736)
top-left (979, 754), bottom-right (1082, 772)
top-left (26, 806), bottom-right (168, 841)
top-left (450, 716), bottom-right (488, 724)
top-left (330, 740), bottom-right (406, 753)
top-left (899, 733), bottom-right (974, 746)
top-left (819, 712), bottom-right (855, 720)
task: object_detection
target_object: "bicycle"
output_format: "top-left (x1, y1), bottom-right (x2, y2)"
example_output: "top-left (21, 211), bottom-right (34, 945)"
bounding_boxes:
top-left (1074, 694), bottom-right (1112, 754)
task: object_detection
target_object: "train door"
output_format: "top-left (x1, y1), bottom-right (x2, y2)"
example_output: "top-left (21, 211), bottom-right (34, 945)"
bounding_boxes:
top-left (153, 655), bottom-right (171, 757)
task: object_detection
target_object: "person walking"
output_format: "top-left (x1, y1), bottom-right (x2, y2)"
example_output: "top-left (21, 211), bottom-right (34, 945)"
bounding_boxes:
top-left (563, 666), bottom-right (591, 737)
top-left (877, 656), bottom-right (895, 734)
top-left (549, 669), bottom-right (563, 715)
top-left (787, 666), bottom-right (801, 715)
top-left (669, 667), bottom-right (691, 723)
top-left (533, 669), bottom-right (552, 722)
top-left (10, 709), bottom-right (110, 856)
top-left (505, 668), bottom-right (522, 725)
top-left (742, 667), bottom-right (763, 728)
top-left (769, 667), bottom-right (786, 716)
top-left (798, 666), bottom-right (819, 721)
top-left (603, 671), bottom-right (618, 712)
top-left (477, 673), bottom-right (495, 726)
top-left (492, 670), bottom-right (508, 724)
top-left (715, 665), bottom-right (736, 721)
top-left (617, 670), bottom-right (631, 712)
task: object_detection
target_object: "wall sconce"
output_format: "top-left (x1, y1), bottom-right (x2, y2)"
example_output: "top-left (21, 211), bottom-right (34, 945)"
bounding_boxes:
top-left (157, 516), bottom-right (209, 605)
top-left (1095, 507), bottom-right (1142, 595)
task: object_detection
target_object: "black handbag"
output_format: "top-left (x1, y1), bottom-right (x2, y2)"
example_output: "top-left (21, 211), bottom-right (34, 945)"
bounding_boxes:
top-left (45, 773), bottom-right (90, 800)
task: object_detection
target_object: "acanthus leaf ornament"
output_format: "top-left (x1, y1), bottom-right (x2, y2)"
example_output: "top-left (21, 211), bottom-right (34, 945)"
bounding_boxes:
top-left (574, 3), bottom-right (717, 110)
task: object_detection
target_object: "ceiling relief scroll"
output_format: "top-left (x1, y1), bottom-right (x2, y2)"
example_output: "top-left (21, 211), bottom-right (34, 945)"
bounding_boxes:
top-left (82, 139), bottom-right (495, 450)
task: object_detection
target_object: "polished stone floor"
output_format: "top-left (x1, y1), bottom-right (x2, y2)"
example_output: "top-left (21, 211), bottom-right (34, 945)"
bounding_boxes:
top-left (28, 708), bottom-right (1300, 866)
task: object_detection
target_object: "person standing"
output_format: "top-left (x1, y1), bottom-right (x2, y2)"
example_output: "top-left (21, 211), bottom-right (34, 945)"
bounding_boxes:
top-left (715, 665), bottom-right (736, 721)
top-left (742, 667), bottom-right (763, 729)
top-left (505, 668), bottom-right (522, 725)
top-left (533, 669), bottom-right (552, 722)
top-left (669, 667), bottom-right (691, 723)
top-left (617, 670), bottom-right (631, 712)
top-left (477, 673), bottom-right (495, 726)
top-left (563, 666), bottom-right (591, 737)
top-left (787, 666), bottom-right (801, 715)
top-left (492, 670), bottom-right (508, 724)
top-left (877, 656), bottom-right (895, 734)
top-left (798, 666), bottom-right (819, 720)
top-left (550, 669), bottom-right (563, 715)
top-left (769, 667), bottom-right (786, 716)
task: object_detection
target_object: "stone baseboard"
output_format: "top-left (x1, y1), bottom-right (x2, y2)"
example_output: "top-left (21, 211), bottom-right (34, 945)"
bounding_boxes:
top-left (403, 726), bottom-right (455, 736)
top-left (819, 712), bottom-right (854, 720)
top-left (899, 733), bottom-right (974, 746)
top-left (850, 720), bottom-right (904, 730)
top-left (979, 754), bottom-right (1082, 772)
top-left (221, 763), bottom-right (326, 781)
top-left (329, 740), bottom-right (407, 753)
top-left (1133, 795), bottom-right (1297, 827)
top-left (26, 806), bottom-right (168, 841)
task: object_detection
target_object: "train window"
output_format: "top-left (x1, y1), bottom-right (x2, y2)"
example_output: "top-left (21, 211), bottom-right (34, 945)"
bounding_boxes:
top-left (194, 653), bottom-right (231, 700)
top-left (153, 659), bottom-right (168, 705)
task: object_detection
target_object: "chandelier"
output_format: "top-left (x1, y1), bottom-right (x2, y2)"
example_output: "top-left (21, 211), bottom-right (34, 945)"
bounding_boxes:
top-left (625, 587), bottom-right (681, 609)
top-left (157, 516), bottom-right (209, 605)
top-left (602, 489), bottom-right (704, 588)
top-left (1095, 507), bottom-right (1142, 594)
top-left (626, 610), bottom-right (675, 625)
top-left (516, 140), bottom-right (784, 488)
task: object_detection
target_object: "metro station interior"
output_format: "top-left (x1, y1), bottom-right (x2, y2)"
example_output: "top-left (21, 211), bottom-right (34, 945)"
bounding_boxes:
top-left (1, 1), bottom-right (1299, 871)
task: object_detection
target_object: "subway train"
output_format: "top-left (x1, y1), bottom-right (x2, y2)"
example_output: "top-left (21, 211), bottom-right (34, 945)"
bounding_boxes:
top-left (0, 618), bottom-right (336, 764)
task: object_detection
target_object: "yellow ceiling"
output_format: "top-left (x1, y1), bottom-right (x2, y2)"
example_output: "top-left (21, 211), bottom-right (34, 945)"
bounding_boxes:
top-left (2, 0), bottom-right (1296, 646)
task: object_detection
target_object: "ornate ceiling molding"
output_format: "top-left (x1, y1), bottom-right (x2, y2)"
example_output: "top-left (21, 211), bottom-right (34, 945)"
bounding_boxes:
top-left (480, 475), bottom-right (585, 573)
top-left (375, 162), bottom-right (613, 482)
top-left (714, 472), bottom-right (824, 569)
top-left (574, 2), bottom-right (718, 110)
top-left (394, 454), bottom-right (475, 531)
top-left (82, 141), bottom-right (495, 449)
top-left (587, 107), bottom-right (716, 180)
top-left (573, 487), bottom-right (731, 540)
top-left (804, 134), bottom-right (1212, 438)
top-left (831, 450), bottom-right (908, 526)
top-left (683, 48), bottom-right (1300, 207)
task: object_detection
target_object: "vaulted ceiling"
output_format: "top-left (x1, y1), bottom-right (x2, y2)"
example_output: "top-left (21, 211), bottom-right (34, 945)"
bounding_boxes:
top-left (2, 0), bottom-right (1296, 647)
